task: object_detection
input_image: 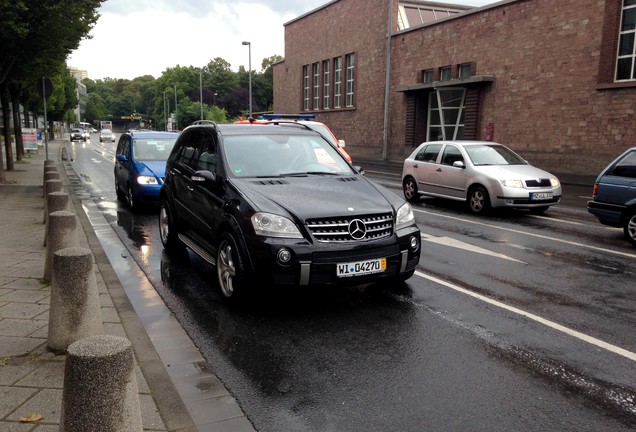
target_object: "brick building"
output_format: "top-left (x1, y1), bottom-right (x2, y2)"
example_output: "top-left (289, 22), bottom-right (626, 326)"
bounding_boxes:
top-left (273, 0), bottom-right (636, 175)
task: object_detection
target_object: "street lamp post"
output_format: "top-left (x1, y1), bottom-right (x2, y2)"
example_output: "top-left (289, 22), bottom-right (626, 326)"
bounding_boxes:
top-left (200, 68), bottom-right (204, 120)
top-left (174, 84), bottom-right (178, 130)
top-left (242, 41), bottom-right (252, 118)
top-left (163, 90), bottom-right (169, 131)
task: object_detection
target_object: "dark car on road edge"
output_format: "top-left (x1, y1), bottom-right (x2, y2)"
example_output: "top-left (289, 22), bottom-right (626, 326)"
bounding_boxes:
top-left (587, 146), bottom-right (636, 246)
top-left (159, 121), bottom-right (421, 300)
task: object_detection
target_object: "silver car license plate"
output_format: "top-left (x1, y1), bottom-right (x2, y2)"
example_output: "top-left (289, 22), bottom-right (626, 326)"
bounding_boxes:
top-left (530, 192), bottom-right (553, 200)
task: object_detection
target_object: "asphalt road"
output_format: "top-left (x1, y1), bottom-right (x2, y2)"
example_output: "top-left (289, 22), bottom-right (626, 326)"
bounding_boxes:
top-left (66, 135), bottom-right (636, 431)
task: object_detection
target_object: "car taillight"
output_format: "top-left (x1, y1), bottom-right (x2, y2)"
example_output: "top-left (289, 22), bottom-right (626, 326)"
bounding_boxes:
top-left (592, 183), bottom-right (599, 197)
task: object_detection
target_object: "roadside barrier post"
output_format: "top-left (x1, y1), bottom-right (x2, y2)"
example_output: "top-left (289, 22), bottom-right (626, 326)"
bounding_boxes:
top-left (44, 191), bottom-right (71, 246)
top-left (43, 179), bottom-right (63, 222)
top-left (47, 247), bottom-right (103, 353)
top-left (43, 169), bottom-right (59, 197)
top-left (43, 210), bottom-right (79, 282)
top-left (60, 335), bottom-right (143, 432)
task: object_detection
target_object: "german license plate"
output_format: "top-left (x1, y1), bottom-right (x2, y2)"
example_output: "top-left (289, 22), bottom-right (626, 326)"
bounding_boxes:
top-left (530, 192), bottom-right (552, 201)
top-left (337, 258), bottom-right (387, 278)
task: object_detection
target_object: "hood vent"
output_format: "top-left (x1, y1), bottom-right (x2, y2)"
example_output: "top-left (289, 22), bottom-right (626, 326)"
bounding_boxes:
top-left (253, 179), bottom-right (290, 186)
top-left (338, 177), bottom-right (358, 182)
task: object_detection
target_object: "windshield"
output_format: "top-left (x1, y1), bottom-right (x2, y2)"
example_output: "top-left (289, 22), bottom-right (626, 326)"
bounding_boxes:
top-left (133, 138), bottom-right (177, 161)
top-left (464, 145), bottom-right (527, 166)
top-left (223, 134), bottom-right (354, 178)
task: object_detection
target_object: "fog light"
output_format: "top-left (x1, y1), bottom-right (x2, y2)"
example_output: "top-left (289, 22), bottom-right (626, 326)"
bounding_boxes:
top-left (276, 248), bottom-right (292, 265)
top-left (410, 235), bottom-right (420, 252)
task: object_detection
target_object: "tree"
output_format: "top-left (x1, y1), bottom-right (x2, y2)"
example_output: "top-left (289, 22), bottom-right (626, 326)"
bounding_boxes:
top-left (0, 0), bottom-right (103, 180)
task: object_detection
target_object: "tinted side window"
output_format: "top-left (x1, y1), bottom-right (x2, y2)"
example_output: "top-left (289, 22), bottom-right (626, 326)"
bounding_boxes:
top-left (196, 132), bottom-right (217, 172)
top-left (415, 144), bottom-right (442, 162)
top-left (115, 136), bottom-right (127, 156)
top-left (610, 151), bottom-right (636, 178)
top-left (177, 130), bottom-right (203, 170)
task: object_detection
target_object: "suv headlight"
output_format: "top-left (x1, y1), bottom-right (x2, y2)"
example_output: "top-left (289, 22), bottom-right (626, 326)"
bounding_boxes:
top-left (251, 212), bottom-right (302, 238)
top-left (395, 203), bottom-right (415, 231)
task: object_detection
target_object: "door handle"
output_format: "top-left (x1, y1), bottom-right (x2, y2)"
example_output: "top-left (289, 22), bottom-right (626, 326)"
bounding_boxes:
top-left (436, 168), bottom-right (442, 172)
top-left (187, 186), bottom-right (194, 192)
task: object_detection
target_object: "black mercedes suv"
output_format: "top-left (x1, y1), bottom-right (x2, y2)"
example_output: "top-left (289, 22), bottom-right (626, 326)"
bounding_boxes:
top-left (159, 120), bottom-right (421, 300)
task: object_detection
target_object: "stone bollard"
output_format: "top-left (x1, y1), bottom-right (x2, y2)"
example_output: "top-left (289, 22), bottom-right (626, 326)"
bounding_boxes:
top-left (47, 247), bottom-right (103, 353)
top-left (43, 169), bottom-right (59, 196)
top-left (43, 211), bottom-right (79, 282)
top-left (43, 179), bottom-right (63, 222)
top-left (60, 335), bottom-right (143, 432)
top-left (44, 192), bottom-right (71, 246)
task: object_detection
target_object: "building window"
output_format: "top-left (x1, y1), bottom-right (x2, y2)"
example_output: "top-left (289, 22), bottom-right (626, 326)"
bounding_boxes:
top-left (459, 63), bottom-right (473, 79)
top-left (422, 69), bottom-right (434, 83)
top-left (427, 88), bottom-right (466, 141)
top-left (617, 0), bottom-right (636, 81)
top-left (397, 3), bottom-right (465, 30)
top-left (303, 65), bottom-right (310, 111)
top-left (440, 66), bottom-right (452, 81)
top-left (334, 57), bottom-right (343, 109)
top-left (322, 60), bottom-right (330, 109)
top-left (313, 62), bottom-right (320, 110)
top-left (345, 53), bottom-right (355, 107)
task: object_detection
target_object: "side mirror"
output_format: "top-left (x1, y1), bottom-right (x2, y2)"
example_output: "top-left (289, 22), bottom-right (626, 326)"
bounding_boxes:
top-left (452, 160), bottom-right (465, 169)
top-left (192, 170), bottom-right (216, 183)
top-left (116, 154), bottom-right (127, 162)
top-left (338, 139), bottom-right (346, 148)
top-left (354, 165), bottom-right (365, 175)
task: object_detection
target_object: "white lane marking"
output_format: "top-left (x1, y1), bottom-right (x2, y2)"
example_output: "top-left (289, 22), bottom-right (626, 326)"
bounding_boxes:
top-left (90, 158), bottom-right (102, 164)
top-left (416, 270), bottom-right (636, 362)
top-left (414, 208), bottom-right (636, 259)
top-left (421, 232), bottom-right (526, 264)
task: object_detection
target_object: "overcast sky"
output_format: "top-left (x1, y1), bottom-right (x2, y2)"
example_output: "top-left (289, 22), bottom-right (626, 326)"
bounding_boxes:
top-left (67, 0), bottom-right (495, 81)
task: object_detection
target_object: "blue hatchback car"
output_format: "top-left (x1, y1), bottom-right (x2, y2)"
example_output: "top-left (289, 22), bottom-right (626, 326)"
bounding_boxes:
top-left (114, 130), bottom-right (179, 210)
top-left (587, 146), bottom-right (636, 246)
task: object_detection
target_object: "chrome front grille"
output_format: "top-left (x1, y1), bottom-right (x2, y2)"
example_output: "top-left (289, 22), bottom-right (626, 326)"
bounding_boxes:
top-left (306, 213), bottom-right (394, 242)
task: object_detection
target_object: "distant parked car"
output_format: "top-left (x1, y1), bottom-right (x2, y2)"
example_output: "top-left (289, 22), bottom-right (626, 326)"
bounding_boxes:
top-left (402, 140), bottom-right (562, 214)
top-left (262, 114), bottom-right (352, 163)
top-left (114, 130), bottom-right (179, 210)
top-left (70, 128), bottom-right (87, 142)
top-left (587, 147), bottom-right (636, 246)
top-left (100, 129), bottom-right (115, 142)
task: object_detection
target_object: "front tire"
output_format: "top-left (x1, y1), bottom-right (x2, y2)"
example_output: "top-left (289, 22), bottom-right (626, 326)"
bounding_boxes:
top-left (623, 210), bottom-right (636, 246)
top-left (403, 177), bottom-right (419, 202)
top-left (159, 200), bottom-right (183, 251)
top-left (468, 186), bottom-right (490, 215)
top-left (216, 232), bottom-right (247, 300)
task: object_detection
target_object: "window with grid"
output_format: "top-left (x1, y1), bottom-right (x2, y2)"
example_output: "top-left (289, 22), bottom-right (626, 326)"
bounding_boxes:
top-left (345, 53), bottom-right (355, 107)
top-left (334, 57), bottom-right (343, 108)
top-left (322, 60), bottom-right (330, 109)
top-left (440, 66), bottom-right (452, 81)
top-left (459, 63), bottom-right (473, 79)
top-left (427, 88), bottom-right (466, 141)
top-left (303, 65), bottom-right (310, 111)
top-left (617, 0), bottom-right (636, 81)
top-left (313, 63), bottom-right (320, 110)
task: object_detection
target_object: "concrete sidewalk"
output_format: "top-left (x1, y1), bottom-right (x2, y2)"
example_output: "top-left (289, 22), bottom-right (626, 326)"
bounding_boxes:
top-left (0, 142), bottom-right (186, 432)
top-left (0, 141), bottom-right (254, 432)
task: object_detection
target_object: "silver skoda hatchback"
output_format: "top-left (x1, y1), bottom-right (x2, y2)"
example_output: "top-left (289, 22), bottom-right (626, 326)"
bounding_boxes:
top-left (402, 140), bottom-right (562, 214)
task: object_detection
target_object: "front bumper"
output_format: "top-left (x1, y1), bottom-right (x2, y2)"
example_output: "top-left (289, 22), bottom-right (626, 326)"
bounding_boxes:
top-left (241, 225), bottom-right (421, 286)
top-left (493, 186), bottom-right (562, 209)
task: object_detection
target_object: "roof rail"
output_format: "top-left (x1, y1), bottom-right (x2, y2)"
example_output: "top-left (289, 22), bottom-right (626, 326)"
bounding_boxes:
top-left (264, 120), bottom-right (316, 132)
top-left (262, 114), bottom-right (316, 120)
top-left (189, 120), bottom-right (218, 128)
